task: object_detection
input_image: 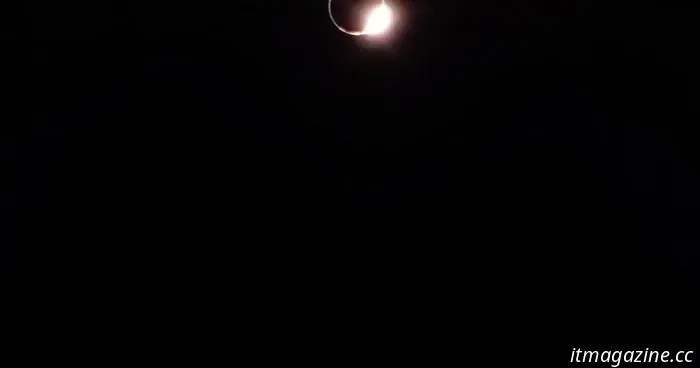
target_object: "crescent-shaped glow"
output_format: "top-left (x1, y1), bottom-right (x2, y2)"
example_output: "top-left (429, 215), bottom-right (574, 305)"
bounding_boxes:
top-left (328, 0), bottom-right (393, 37)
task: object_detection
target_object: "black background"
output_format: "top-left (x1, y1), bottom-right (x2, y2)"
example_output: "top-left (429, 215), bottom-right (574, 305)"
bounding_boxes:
top-left (6, 0), bottom-right (700, 364)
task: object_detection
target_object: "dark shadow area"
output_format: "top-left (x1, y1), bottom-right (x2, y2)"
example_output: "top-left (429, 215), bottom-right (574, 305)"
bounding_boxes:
top-left (5, 0), bottom-right (700, 365)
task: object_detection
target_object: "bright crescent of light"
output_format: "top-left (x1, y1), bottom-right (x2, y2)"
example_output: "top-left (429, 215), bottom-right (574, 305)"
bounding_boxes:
top-left (328, 0), bottom-right (391, 37)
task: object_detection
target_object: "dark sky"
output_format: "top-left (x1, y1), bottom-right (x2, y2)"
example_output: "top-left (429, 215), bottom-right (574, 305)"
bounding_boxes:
top-left (7, 0), bottom-right (700, 364)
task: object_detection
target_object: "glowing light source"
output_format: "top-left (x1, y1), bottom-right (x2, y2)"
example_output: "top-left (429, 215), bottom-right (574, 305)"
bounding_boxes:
top-left (329, 0), bottom-right (394, 37)
top-left (362, 2), bottom-right (393, 35)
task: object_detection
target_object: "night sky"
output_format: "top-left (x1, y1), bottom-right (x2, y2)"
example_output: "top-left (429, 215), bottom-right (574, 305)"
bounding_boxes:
top-left (7, 0), bottom-right (700, 364)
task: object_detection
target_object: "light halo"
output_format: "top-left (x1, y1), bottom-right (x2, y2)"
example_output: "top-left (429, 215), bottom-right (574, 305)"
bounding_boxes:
top-left (328, 0), bottom-right (392, 37)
